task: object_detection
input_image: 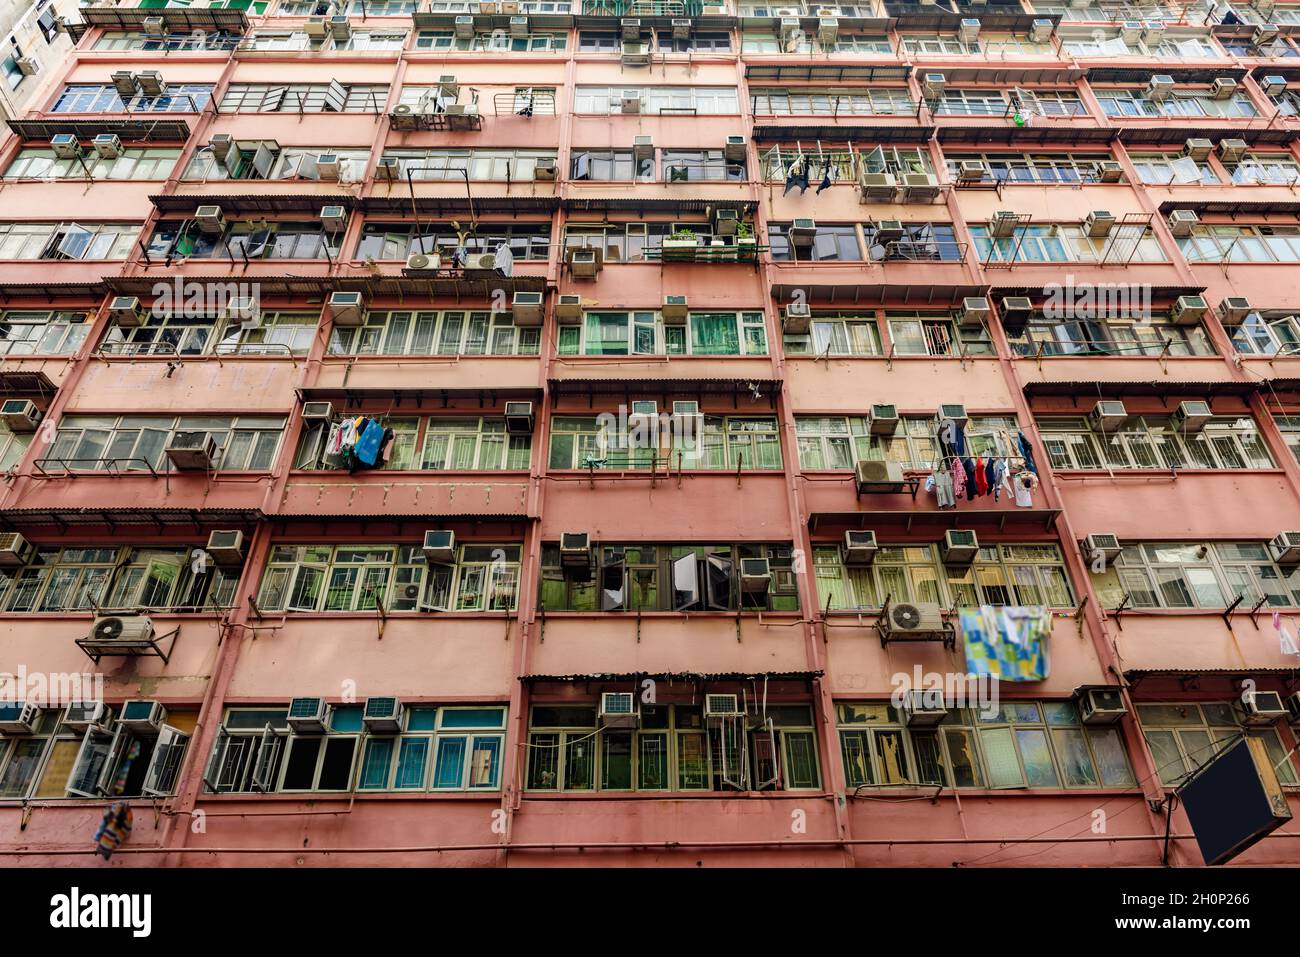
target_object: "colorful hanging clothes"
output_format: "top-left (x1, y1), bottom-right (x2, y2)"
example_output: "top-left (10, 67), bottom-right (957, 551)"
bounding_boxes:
top-left (951, 457), bottom-right (967, 500)
top-left (94, 802), bottom-right (133, 861)
top-left (960, 605), bottom-right (1051, 681)
top-left (973, 457), bottom-right (989, 496)
top-left (353, 419), bottom-right (385, 467)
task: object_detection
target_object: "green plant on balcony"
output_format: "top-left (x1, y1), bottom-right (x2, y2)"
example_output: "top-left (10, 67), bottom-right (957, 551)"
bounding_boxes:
top-left (662, 229), bottom-right (700, 261)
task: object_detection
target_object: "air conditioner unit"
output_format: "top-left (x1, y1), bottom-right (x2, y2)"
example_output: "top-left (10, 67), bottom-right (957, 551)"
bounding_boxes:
top-left (714, 208), bottom-right (739, 237)
top-left (119, 699), bottom-right (166, 733)
top-left (1089, 400), bottom-right (1129, 433)
top-left (570, 249), bottom-right (601, 278)
top-left (1184, 138), bottom-right (1213, 161)
top-left (1077, 687), bottom-right (1126, 725)
top-left (50, 134), bottom-right (80, 159)
top-left (556, 294), bottom-right (583, 323)
top-left (1171, 400), bottom-right (1212, 433)
top-left (224, 296), bottom-right (259, 327)
top-left (843, 529), bottom-right (878, 565)
top-left (599, 692), bottom-right (638, 729)
top-left (287, 697), bottom-right (329, 733)
top-left (202, 530), bottom-right (244, 566)
top-left (855, 459), bottom-right (906, 494)
top-left (957, 160), bottom-right (987, 183)
top-left (319, 205), bottom-right (348, 233)
top-left (375, 156), bottom-right (400, 180)
top-left (14, 56), bottom-right (38, 76)
top-left (1211, 77), bottom-right (1238, 100)
top-left (724, 135), bottom-right (746, 163)
top-left (999, 296), bottom-right (1033, 334)
top-left (0, 702), bottom-right (38, 735)
top-left (304, 17), bottom-right (329, 37)
top-left (1083, 532), bottom-right (1122, 562)
top-left (621, 16), bottom-right (642, 40)
top-left (560, 532), bottom-right (591, 567)
top-left (534, 161), bottom-right (557, 181)
top-left (111, 70), bottom-right (138, 96)
top-left (938, 403), bottom-right (967, 428)
top-left (62, 701), bottom-right (108, 731)
top-left (314, 153), bottom-right (341, 180)
top-left (958, 17), bottom-right (980, 43)
top-left (629, 400), bottom-right (658, 434)
top-left (1141, 20), bottom-right (1165, 44)
top-left (90, 615), bottom-right (154, 644)
top-left (662, 295), bottom-right (689, 322)
top-left (922, 72), bottom-right (946, 99)
top-left (511, 15), bottom-right (529, 36)
top-left (704, 693), bottom-right (743, 719)
top-left (405, 251), bottom-right (440, 272)
top-left (900, 172), bottom-right (940, 203)
top-left (620, 91), bottom-right (641, 114)
top-left (1218, 297), bottom-right (1252, 324)
top-left (740, 558), bottom-right (771, 595)
top-left (0, 532), bottom-right (34, 567)
top-left (1146, 74), bottom-right (1174, 101)
top-left (413, 530), bottom-right (456, 565)
top-left (1269, 531), bottom-right (1300, 565)
top-left (818, 17), bottom-right (838, 45)
top-left (960, 297), bottom-right (990, 324)
top-left (326, 291), bottom-right (364, 326)
top-left (1083, 210), bottom-right (1115, 238)
top-left (0, 399), bottom-right (41, 433)
top-left (779, 16), bottom-right (800, 40)
top-left (438, 75), bottom-right (459, 98)
top-left (92, 133), bottom-right (122, 159)
top-left (1167, 209), bottom-right (1199, 237)
top-left (500, 1), bottom-right (520, 13)
top-left (942, 529), bottom-right (979, 565)
top-left (1029, 18), bottom-right (1054, 43)
top-left (165, 431), bottom-right (218, 470)
top-left (512, 291), bottom-right (544, 327)
top-left (1096, 161), bottom-right (1124, 183)
top-left (454, 15), bottom-right (474, 38)
top-left (621, 41), bottom-right (651, 65)
top-left (782, 301), bottom-right (810, 334)
top-left (1218, 138), bottom-right (1248, 164)
top-left (672, 18), bottom-right (691, 40)
top-left (874, 219), bottom-right (904, 243)
top-left (1239, 690), bottom-right (1288, 726)
top-left (869, 403), bottom-right (899, 435)
top-left (1261, 75), bottom-right (1287, 97)
top-left (135, 71), bottom-right (165, 96)
top-left (989, 210), bottom-right (1019, 239)
top-left (789, 218), bottom-right (817, 245)
top-left (899, 689), bottom-right (948, 726)
top-left (1119, 20), bottom-right (1143, 43)
top-left (858, 171), bottom-right (896, 202)
top-left (1254, 24), bottom-right (1280, 46)
top-left (302, 401), bottom-right (334, 422)
top-left (194, 204), bottom-right (225, 235)
top-left (1170, 294), bottom-right (1208, 325)
top-left (363, 697), bottom-right (403, 732)
top-left (670, 400), bottom-right (700, 425)
top-left (505, 401), bottom-right (535, 435)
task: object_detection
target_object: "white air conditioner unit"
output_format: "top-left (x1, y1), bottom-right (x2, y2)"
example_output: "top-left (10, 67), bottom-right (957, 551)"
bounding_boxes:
top-left (899, 172), bottom-right (939, 203)
top-left (375, 156), bottom-right (400, 180)
top-left (363, 697), bottom-right (403, 732)
top-left (119, 699), bottom-right (166, 733)
top-left (0, 399), bottom-right (41, 433)
top-left (314, 153), bottom-right (341, 180)
top-left (534, 161), bottom-right (557, 181)
top-left (1218, 138), bottom-right (1248, 164)
top-left (779, 16), bottom-right (800, 40)
top-left (1120, 20), bottom-right (1143, 43)
top-left (438, 75), bottom-right (459, 98)
top-left (1269, 531), bottom-right (1300, 565)
top-left (899, 689), bottom-right (948, 726)
top-left (999, 296), bottom-right (1033, 333)
top-left (1239, 690), bottom-right (1288, 726)
top-left (1171, 400), bottom-right (1212, 433)
top-left (420, 529), bottom-right (455, 563)
top-left (90, 615), bottom-right (154, 644)
top-left (922, 72), bottom-right (946, 99)
top-left (1089, 400), bottom-right (1129, 433)
top-left (1146, 74), bottom-right (1174, 101)
top-left (1096, 161), bottom-right (1123, 183)
top-left (960, 297), bottom-right (990, 324)
top-left (194, 204), bottom-right (225, 235)
top-left (855, 459), bottom-right (906, 494)
top-left (740, 558), bottom-right (771, 595)
top-left (1211, 77), bottom-right (1238, 100)
top-left (405, 251), bottom-right (440, 272)
top-left (111, 71), bottom-right (138, 96)
top-left (1170, 294), bottom-right (1208, 325)
top-left (1218, 297), bottom-right (1252, 324)
top-left (938, 403), bottom-right (967, 428)
top-left (1183, 138), bottom-right (1213, 161)
top-left (869, 403), bottom-right (899, 435)
top-left (135, 71), bottom-right (165, 96)
top-left (672, 17), bottom-right (691, 40)
top-left (621, 41), bottom-right (651, 65)
top-left (0, 532), bottom-right (34, 567)
top-left (632, 135), bottom-right (654, 163)
top-left (958, 17), bottom-right (980, 43)
top-left (957, 160), bottom-right (987, 183)
top-left (1254, 24), bottom-right (1280, 46)
top-left (319, 205), bottom-right (348, 233)
top-left (1083, 533), bottom-right (1122, 562)
top-left (724, 135), bottom-right (746, 163)
top-left (304, 17), bottom-right (329, 37)
top-left (326, 291), bottom-right (364, 326)
top-left (454, 15), bottom-right (474, 38)
top-left (1029, 18), bottom-right (1054, 43)
top-left (560, 532), bottom-right (591, 567)
top-left (818, 17), bottom-right (838, 45)
top-left (1083, 210), bottom-right (1115, 238)
top-left (790, 218), bottom-right (817, 245)
top-left (781, 301), bottom-right (810, 333)
top-left (1077, 687), bottom-right (1126, 725)
top-left (599, 692), bottom-right (638, 729)
top-left (569, 249), bottom-right (601, 277)
top-left (1167, 209), bottom-right (1199, 237)
top-left (302, 401), bottom-right (334, 422)
top-left (555, 294), bottom-right (582, 323)
top-left (0, 702), bottom-right (38, 735)
top-left (843, 529), bottom-right (878, 565)
top-left (858, 170), bottom-right (896, 202)
top-left (203, 530), bottom-right (244, 566)
top-left (704, 693), bottom-right (743, 719)
top-left (224, 296), bottom-right (259, 327)
top-left (662, 295), bottom-right (689, 323)
top-left (628, 400), bottom-right (658, 434)
top-left (50, 134), bottom-right (80, 159)
top-left (92, 133), bottom-right (122, 159)
top-left (287, 697), bottom-right (329, 733)
top-left (621, 16), bottom-right (642, 39)
top-left (1141, 20), bottom-right (1164, 44)
top-left (512, 291), bottom-right (544, 327)
top-left (165, 431), bottom-right (218, 470)
top-left (942, 529), bottom-right (979, 565)
top-left (874, 219), bottom-right (904, 243)
top-left (505, 401), bottom-right (535, 435)
top-left (714, 208), bottom-right (739, 237)
top-left (989, 210), bottom-right (1019, 239)
top-left (62, 701), bottom-right (108, 731)
top-left (1261, 75), bottom-right (1287, 97)
top-left (511, 15), bottom-right (530, 36)
top-left (15, 56), bottom-right (38, 76)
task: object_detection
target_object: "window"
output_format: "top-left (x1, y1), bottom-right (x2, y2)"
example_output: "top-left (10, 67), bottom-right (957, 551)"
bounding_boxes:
top-left (562, 222), bottom-right (721, 263)
top-left (972, 224), bottom-right (1168, 264)
top-left (761, 147), bottom-right (857, 184)
top-left (1129, 152), bottom-right (1219, 186)
top-left (1093, 86), bottom-right (1256, 119)
top-left (768, 223), bottom-right (862, 262)
top-left (1227, 152), bottom-right (1300, 186)
top-left (146, 220), bottom-right (338, 261)
top-left (945, 153), bottom-right (1116, 185)
top-left (886, 311), bottom-right (993, 357)
top-left (1139, 702), bottom-right (1296, 787)
top-left (50, 83), bottom-right (214, 113)
top-left (570, 149), bottom-right (644, 181)
top-left (382, 148), bottom-right (556, 182)
top-left (45, 415), bottom-right (285, 473)
top-left (103, 311), bottom-right (318, 357)
top-left (414, 30), bottom-right (567, 51)
top-left (357, 706), bottom-right (506, 791)
top-left (0, 223), bottom-right (139, 261)
top-left (1038, 415), bottom-right (1272, 472)
top-left (294, 416), bottom-right (530, 472)
top-left (1090, 543), bottom-right (1300, 610)
top-left (936, 90), bottom-right (1010, 116)
top-left (539, 543), bottom-right (799, 612)
top-left (183, 147), bottom-right (370, 183)
top-left (573, 86), bottom-right (739, 114)
top-left (527, 702), bottom-right (819, 792)
top-left (93, 30), bottom-right (242, 51)
top-left (547, 415), bottom-right (781, 472)
top-left (661, 149), bottom-right (745, 182)
top-left (0, 423), bottom-right (31, 471)
top-left (865, 223), bottom-right (964, 262)
top-left (1278, 417), bottom-right (1300, 463)
top-left (218, 83), bottom-right (388, 113)
top-left (1233, 313), bottom-right (1300, 357)
top-left (328, 310), bottom-right (540, 357)
top-left (5, 148), bottom-right (180, 181)
top-left (750, 87), bottom-right (912, 115)
top-left (355, 222), bottom-right (550, 262)
top-left (1010, 313), bottom-right (1214, 358)
top-left (0, 545), bottom-right (238, 613)
top-left (256, 544), bottom-right (521, 613)
top-left (837, 700), bottom-right (1134, 790)
top-left (1179, 225), bottom-right (1300, 264)
top-left (654, 30), bottom-right (732, 53)
top-left (783, 313), bottom-right (881, 356)
top-left (0, 310), bottom-right (91, 356)
top-left (900, 33), bottom-right (974, 56)
top-left (556, 311), bottom-right (767, 357)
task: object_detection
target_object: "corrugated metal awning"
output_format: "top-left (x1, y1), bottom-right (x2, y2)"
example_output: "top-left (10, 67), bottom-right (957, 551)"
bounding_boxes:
top-left (745, 63), bottom-right (909, 82)
top-left (4, 117), bottom-right (192, 143)
top-left (1117, 125), bottom-right (1297, 147)
top-left (522, 670), bottom-right (823, 683)
top-left (1088, 66), bottom-right (1248, 84)
top-left (563, 197), bottom-right (757, 214)
top-left (0, 371), bottom-right (57, 398)
top-left (0, 508), bottom-right (263, 532)
top-left (938, 124), bottom-right (1116, 147)
top-left (71, 7), bottom-right (248, 32)
top-left (1157, 199), bottom-right (1300, 217)
top-left (1023, 379), bottom-right (1258, 398)
top-left (753, 124), bottom-right (934, 143)
top-left (769, 282), bottom-right (987, 306)
top-left (106, 274), bottom-right (548, 299)
top-left (296, 386), bottom-right (544, 405)
top-left (150, 194), bottom-right (359, 215)
top-left (808, 509), bottom-right (1060, 533)
top-left (548, 377), bottom-right (781, 399)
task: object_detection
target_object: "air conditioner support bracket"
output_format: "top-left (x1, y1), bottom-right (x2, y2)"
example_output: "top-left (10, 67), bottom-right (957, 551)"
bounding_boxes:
top-left (1220, 593), bottom-right (1243, 632)
top-left (75, 626), bottom-right (180, 665)
top-left (1248, 594), bottom-right (1267, 629)
top-left (1109, 593), bottom-right (1132, 631)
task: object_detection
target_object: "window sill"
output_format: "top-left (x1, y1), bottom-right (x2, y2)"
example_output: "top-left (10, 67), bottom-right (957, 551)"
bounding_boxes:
top-left (520, 789), bottom-right (827, 800)
top-left (198, 790), bottom-right (503, 802)
top-left (1053, 468), bottom-right (1285, 477)
top-left (321, 354), bottom-right (541, 361)
top-left (847, 786), bottom-right (1144, 799)
top-left (0, 610), bottom-right (227, 622)
top-left (288, 469), bottom-right (531, 478)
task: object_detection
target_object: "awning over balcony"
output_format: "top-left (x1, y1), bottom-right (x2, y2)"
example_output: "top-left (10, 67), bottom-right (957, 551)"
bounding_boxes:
top-left (521, 670), bottom-right (823, 683)
top-left (69, 6), bottom-right (249, 34)
top-left (1022, 379), bottom-right (1260, 399)
top-left (937, 125), bottom-right (1116, 147)
top-left (564, 197), bottom-right (757, 215)
top-left (1156, 198), bottom-right (1300, 217)
top-left (744, 64), bottom-right (910, 82)
top-left (884, 12), bottom-right (1051, 32)
top-left (548, 376), bottom-right (782, 405)
top-left (1250, 64), bottom-right (1300, 83)
top-left (989, 282), bottom-right (1207, 303)
top-left (0, 371), bottom-right (58, 398)
top-left (0, 507), bottom-right (263, 533)
top-left (296, 386), bottom-right (544, 406)
top-left (932, 66), bottom-right (1084, 85)
top-left (413, 12), bottom-right (577, 30)
top-left (769, 282), bottom-right (986, 306)
top-left (1117, 126), bottom-right (1298, 147)
top-left (752, 124), bottom-right (934, 143)
top-left (4, 117), bottom-right (193, 143)
top-left (150, 194), bottom-right (359, 215)
top-left (1087, 66), bottom-right (1248, 85)
top-left (362, 195), bottom-right (560, 216)
top-left (1125, 668), bottom-right (1300, 687)
top-left (807, 508), bottom-right (1061, 533)
top-left (0, 280), bottom-right (108, 302)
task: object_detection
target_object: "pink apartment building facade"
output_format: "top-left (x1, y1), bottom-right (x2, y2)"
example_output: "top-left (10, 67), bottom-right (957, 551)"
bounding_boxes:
top-left (0, 0), bottom-right (1299, 867)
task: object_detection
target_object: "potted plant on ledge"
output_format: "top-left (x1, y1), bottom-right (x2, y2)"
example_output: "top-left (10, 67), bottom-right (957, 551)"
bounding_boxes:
top-left (662, 229), bottom-right (699, 261)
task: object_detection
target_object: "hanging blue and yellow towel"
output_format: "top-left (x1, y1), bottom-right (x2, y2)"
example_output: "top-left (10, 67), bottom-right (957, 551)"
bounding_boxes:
top-left (960, 606), bottom-right (1051, 682)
